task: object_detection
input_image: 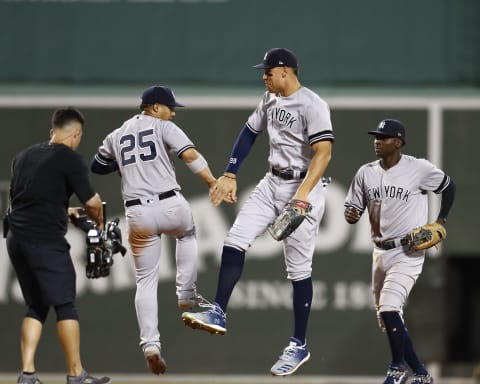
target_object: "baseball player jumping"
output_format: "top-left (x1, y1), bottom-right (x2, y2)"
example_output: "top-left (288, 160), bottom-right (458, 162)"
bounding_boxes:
top-left (91, 86), bottom-right (217, 375)
top-left (344, 119), bottom-right (456, 384)
top-left (182, 48), bottom-right (334, 376)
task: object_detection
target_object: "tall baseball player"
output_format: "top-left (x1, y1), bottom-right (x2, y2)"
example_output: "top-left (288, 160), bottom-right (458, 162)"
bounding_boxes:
top-left (344, 119), bottom-right (456, 384)
top-left (182, 48), bottom-right (334, 376)
top-left (90, 85), bottom-right (217, 375)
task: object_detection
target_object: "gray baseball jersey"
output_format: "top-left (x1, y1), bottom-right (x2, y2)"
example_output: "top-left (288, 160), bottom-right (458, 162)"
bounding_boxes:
top-left (345, 154), bottom-right (449, 242)
top-left (247, 86), bottom-right (333, 170)
top-left (96, 114), bottom-right (195, 201)
top-left (226, 87), bottom-right (334, 281)
top-left (345, 154), bottom-right (450, 312)
top-left (95, 113), bottom-right (199, 348)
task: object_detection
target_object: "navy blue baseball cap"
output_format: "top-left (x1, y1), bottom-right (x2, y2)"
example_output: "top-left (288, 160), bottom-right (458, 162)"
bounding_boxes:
top-left (141, 85), bottom-right (184, 107)
top-left (253, 48), bottom-right (298, 69)
top-left (368, 119), bottom-right (406, 144)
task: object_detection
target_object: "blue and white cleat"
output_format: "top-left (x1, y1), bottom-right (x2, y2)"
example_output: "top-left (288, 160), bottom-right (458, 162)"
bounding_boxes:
top-left (181, 302), bottom-right (226, 335)
top-left (411, 373), bottom-right (434, 384)
top-left (383, 365), bottom-right (409, 384)
top-left (270, 337), bottom-right (311, 376)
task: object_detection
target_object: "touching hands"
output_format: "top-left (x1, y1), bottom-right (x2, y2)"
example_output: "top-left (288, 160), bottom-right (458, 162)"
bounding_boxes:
top-left (209, 175), bottom-right (238, 206)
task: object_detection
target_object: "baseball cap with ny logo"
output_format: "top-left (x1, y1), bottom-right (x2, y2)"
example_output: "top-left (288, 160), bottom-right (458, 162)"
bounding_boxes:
top-left (368, 119), bottom-right (406, 144)
top-left (253, 48), bottom-right (298, 69)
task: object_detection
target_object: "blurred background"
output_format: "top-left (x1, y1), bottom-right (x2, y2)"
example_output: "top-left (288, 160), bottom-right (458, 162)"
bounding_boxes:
top-left (0, 0), bottom-right (479, 379)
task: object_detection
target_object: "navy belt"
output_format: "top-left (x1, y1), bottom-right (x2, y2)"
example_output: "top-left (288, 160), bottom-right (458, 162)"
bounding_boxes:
top-left (125, 190), bottom-right (176, 207)
top-left (375, 237), bottom-right (410, 250)
top-left (271, 167), bottom-right (307, 180)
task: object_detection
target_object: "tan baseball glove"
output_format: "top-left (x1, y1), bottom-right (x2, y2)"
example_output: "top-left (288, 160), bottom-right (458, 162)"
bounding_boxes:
top-left (407, 222), bottom-right (447, 251)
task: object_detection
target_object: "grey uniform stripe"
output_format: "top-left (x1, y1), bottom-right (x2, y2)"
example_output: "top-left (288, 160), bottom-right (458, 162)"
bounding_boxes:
top-left (95, 152), bottom-right (115, 165)
top-left (177, 144), bottom-right (195, 158)
top-left (433, 174), bottom-right (450, 194)
top-left (246, 123), bottom-right (262, 135)
top-left (309, 130), bottom-right (335, 144)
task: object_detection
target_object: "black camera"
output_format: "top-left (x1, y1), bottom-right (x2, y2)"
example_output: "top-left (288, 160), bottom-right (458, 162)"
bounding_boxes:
top-left (86, 218), bottom-right (126, 278)
top-left (70, 204), bottom-right (127, 279)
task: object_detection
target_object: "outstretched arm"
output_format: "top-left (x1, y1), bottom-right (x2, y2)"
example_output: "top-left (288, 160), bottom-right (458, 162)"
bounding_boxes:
top-left (181, 148), bottom-right (216, 189)
top-left (210, 125), bottom-right (258, 206)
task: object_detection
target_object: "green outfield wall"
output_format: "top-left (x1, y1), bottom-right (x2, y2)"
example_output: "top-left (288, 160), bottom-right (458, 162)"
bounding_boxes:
top-left (0, 104), bottom-right (479, 375)
top-left (0, 0), bottom-right (479, 86)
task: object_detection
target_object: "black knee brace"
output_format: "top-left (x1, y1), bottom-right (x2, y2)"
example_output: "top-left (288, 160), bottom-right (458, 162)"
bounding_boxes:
top-left (26, 305), bottom-right (49, 323)
top-left (54, 302), bottom-right (79, 321)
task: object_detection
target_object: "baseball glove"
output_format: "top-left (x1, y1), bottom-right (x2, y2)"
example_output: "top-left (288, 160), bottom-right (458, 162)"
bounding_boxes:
top-left (268, 199), bottom-right (312, 241)
top-left (407, 222), bottom-right (447, 251)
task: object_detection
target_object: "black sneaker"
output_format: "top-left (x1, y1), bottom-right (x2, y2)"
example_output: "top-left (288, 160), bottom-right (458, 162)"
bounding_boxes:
top-left (66, 370), bottom-right (111, 384)
top-left (17, 373), bottom-right (43, 384)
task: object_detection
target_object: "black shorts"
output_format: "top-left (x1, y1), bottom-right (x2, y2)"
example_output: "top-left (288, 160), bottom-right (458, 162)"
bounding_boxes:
top-left (7, 231), bottom-right (76, 307)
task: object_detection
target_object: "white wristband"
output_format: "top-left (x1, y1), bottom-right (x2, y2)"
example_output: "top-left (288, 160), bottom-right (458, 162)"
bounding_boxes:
top-left (185, 154), bottom-right (208, 174)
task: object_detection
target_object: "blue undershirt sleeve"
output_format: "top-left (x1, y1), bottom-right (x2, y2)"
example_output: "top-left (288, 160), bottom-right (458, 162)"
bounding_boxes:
top-left (91, 153), bottom-right (119, 175)
top-left (224, 125), bottom-right (258, 174)
top-left (438, 178), bottom-right (456, 220)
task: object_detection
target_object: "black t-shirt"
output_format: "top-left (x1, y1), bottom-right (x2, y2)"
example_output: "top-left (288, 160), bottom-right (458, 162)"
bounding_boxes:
top-left (9, 142), bottom-right (95, 241)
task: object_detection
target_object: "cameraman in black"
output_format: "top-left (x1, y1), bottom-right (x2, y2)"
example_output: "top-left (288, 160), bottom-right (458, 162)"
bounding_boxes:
top-left (5, 107), bottom-right (111, 384)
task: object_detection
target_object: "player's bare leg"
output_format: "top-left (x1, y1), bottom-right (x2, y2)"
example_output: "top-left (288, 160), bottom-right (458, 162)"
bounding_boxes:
top-left (57, 320), bottom-right (112, 384)
top-left (20, 317), bottom-right (42, 373)
top-left (57, 319), bottom-right (83, 376)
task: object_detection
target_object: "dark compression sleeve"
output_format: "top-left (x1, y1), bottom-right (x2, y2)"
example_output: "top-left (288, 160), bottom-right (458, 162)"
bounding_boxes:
top-left (438, 178), bottom-right (456, 220)
top-left (91, 153), bottom-right (119, 175)
top-left (224, 125), bottom-right (258, 174)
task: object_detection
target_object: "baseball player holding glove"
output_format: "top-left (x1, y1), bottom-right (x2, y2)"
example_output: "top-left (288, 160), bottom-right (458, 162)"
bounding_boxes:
top-left (91, 86), bottom-right (217, 375)
top-left (344, 119), bottom-right (456, 384)
top-left (182, 48), bottom-right (334, 376)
